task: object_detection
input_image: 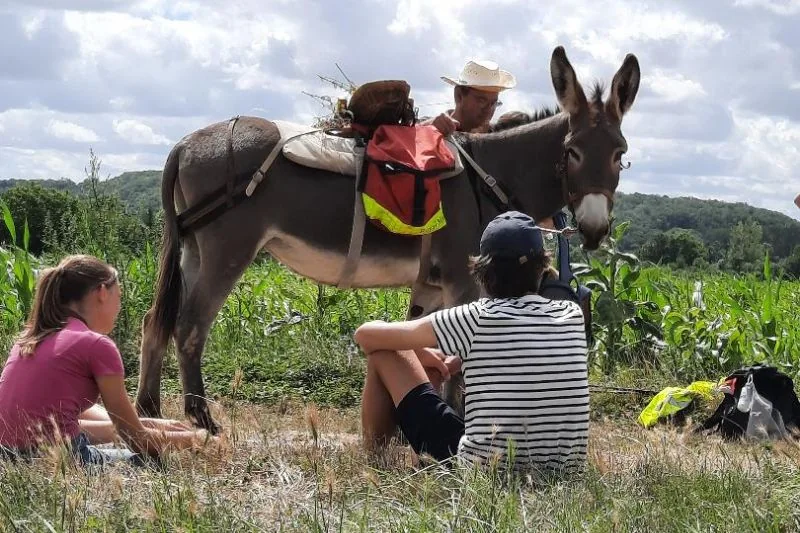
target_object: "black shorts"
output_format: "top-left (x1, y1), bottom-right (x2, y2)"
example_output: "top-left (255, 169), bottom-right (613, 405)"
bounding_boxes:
top-left (395, 382), bottom-right (465, 462)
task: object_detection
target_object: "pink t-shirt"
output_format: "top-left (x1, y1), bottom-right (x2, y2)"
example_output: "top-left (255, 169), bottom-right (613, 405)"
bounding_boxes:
top-left (0, 317), bottom-right (124, 448)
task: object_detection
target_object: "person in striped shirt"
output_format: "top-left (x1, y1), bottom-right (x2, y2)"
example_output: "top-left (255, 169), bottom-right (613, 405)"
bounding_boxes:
top-left (355, 211), bottom-right (589, 473)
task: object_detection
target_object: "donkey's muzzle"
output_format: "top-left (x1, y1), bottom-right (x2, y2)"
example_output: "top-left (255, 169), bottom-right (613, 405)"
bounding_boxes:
top-left (578, 222), bottom-right (610, 251)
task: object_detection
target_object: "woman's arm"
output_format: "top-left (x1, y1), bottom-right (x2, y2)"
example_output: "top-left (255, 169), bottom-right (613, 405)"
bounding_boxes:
top-left (79, 405), bottom-right (194, 445)
top-left (96, 375), bottom-right (210, 456)
top-left (354, 317), bottom-right (439, 355)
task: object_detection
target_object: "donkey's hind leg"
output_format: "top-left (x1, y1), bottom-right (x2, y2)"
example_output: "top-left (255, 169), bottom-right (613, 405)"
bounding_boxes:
top-left (136, 234), bottom-right (201, 419)
top-left (174, 244), bottom-right (258, 433)
top-left (136, 308), bottom-right (167, 418)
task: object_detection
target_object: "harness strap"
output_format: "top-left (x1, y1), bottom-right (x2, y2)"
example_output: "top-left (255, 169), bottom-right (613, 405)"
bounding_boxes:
top-left (245, 128), bottom-right (322, 197)
top-left (337, 141), bottom-right (367, 289)
top-left (552, 211), bottom-right (576, 284)
top-left (450, 139), bottom-right (510, 208)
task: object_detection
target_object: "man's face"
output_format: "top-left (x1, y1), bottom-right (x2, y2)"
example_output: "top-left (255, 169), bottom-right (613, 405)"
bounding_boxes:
top-left (455, 87), bottom-right (501, 130)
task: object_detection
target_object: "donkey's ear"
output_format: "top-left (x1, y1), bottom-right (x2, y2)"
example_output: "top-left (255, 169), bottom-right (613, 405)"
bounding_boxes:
top-left (550, 46), bottom-right (588, 116)
top-left (606, 53), bottom-right (640, 123)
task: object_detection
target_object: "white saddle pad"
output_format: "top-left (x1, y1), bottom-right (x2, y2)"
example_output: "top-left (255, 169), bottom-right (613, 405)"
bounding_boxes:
top-left (273, 120), bottom-right (464, 178)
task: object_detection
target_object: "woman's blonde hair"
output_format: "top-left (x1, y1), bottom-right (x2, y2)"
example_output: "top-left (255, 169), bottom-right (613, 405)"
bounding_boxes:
top-left (17, 255), bottom-right (117, 356)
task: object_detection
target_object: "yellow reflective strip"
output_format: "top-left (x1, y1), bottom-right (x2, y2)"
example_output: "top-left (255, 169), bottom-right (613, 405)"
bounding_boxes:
top-left (362, 195), bottom-right (447, 235)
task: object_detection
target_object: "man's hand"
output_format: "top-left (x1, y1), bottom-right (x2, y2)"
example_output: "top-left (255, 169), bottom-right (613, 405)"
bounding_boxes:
top-left (431, 113), bottom-right (460, 136)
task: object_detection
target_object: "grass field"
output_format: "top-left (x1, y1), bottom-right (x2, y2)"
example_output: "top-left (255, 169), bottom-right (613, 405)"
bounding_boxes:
top-left (2, 399), bottom-right (800, 532)
top-left (3, 205), bottom-right (800, 531)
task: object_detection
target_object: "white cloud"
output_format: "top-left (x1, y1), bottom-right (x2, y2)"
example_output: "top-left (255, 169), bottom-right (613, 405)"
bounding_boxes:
top-left (730, 109), bottom-right (800, 184)
top-left (46, 119), bottom-right (99, 143)
top-left (644, 69), bottom-right (707, 103)
top-left (734, 0), bottom-right (800, 15)
top-left (112, 119), bottom-right (170, 145)
top-left (0, 0), bottom-right (799, 221)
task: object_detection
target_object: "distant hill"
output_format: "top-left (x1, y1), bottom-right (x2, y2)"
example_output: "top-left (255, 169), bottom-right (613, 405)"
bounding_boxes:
top-left (0, 171), bottom-right (162, 213)
top-left (614, 193), bottom-right (800, 260)
top-left (98, 170), bottom-right (162, 213)
top-left (2, 172), bottom-right (799, 260)
top-left (0, 178), bottom-right (81, 195)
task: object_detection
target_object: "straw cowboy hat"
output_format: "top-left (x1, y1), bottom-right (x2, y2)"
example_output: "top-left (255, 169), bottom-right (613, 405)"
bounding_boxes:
top-left (441, 59), bottom-right (517, 92)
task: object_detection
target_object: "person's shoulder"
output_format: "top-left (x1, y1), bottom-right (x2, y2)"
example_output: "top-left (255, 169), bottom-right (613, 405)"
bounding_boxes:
top-left (63, 319), bottom-right (120, 354)
top-left (539, 297), bottom-right (584, 321)
top-left (514, 294), bottom-right (584, 316)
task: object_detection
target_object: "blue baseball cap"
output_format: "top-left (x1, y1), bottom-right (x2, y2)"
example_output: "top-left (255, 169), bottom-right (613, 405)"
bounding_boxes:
top-left (479, 211), bottom-right (544, 261)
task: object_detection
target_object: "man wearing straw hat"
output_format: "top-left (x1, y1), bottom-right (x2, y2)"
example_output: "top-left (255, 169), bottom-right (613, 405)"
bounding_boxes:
top-left (426, 59), bottom-right (517, 135)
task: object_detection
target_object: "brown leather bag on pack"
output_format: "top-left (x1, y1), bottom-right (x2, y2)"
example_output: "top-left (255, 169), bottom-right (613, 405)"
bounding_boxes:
top-left (346, 80), bottom-right (415, 131)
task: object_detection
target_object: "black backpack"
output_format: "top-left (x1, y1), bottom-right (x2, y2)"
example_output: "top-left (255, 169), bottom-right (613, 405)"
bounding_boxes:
top-left (697, 365), bottom-right (800, 440)
top-left (537, 211), bottom-right (593, 344)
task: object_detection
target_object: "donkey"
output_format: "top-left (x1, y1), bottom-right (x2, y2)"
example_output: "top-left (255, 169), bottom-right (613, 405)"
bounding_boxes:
top-left (135, 46), bottom-right (641, 432)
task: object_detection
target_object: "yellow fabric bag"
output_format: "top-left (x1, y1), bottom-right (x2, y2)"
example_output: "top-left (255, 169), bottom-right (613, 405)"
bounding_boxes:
top-left (638, 381), bottom-right (716, 428)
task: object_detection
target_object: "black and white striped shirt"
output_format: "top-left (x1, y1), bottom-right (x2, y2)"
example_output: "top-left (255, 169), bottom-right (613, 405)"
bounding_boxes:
top-left (430, 294), bottom-right (588, 472)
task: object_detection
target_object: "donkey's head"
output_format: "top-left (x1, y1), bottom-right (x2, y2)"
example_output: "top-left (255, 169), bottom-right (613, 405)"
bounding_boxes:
top-left (550, 46), bottom-right (640, 250)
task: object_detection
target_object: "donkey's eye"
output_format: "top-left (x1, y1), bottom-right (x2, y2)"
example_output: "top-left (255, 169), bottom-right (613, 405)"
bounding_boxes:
top-left (567, 147), bottom-right (582, 163)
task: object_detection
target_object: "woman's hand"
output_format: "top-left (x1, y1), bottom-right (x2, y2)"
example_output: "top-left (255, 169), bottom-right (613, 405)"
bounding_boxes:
top-left (443, 355), bottom-right (462, 377)
top-left (415, 348), bottom-right (450, 381)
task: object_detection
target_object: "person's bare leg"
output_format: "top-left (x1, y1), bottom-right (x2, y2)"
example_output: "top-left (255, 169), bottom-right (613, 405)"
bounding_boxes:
top-left (80, 404), bottom-right (111, 421)
top-left (140, 418), bottom-right (194, 431)
top-left (78, 420), bottom-right (117, 444)
top-left (361, 350), bottom-right (430, 452)
top-left (361, 358), bottom-right (398, 451)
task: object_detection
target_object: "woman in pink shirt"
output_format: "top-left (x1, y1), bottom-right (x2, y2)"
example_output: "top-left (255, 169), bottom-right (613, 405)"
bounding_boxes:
top-left (0, 254), bottom-right (215, 465)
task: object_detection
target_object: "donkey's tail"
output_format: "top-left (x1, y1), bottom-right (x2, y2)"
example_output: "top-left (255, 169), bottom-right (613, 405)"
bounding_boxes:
top-left (147, 144), bottom-right (183, 347)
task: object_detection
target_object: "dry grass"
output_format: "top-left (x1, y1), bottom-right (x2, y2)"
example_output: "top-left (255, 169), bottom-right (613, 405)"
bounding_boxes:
top-left (3, 398), bottom-right (800, 532)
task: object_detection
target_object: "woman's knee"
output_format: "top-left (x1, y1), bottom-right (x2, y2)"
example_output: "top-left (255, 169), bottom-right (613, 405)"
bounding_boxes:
top-left (365, 350), bottom-right (398, 370)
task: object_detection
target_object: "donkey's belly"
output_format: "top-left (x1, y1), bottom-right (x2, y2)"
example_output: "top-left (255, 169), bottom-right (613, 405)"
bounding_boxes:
top-left (263, 230), bottom-right (419, 288)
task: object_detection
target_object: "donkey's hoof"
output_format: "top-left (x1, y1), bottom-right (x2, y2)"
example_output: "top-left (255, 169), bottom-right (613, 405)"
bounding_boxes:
top-left (188, 409), bottom-right (222, 435)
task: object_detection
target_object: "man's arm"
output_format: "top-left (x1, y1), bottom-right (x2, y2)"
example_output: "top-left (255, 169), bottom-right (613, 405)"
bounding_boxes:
top-left (353, 317), bottom-right (438, 355)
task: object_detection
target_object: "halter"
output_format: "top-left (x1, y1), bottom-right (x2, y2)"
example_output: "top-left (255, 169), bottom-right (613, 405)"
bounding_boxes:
top-left (556, 150), bottom-right (616, 215)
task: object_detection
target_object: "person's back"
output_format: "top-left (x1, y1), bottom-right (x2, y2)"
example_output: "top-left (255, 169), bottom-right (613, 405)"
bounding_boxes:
top-left (356, 210), bottom-right (590, 475)
top-left (432, 293), bottom-right (588, 470)
top-left (0, 317), bottom-right (122, 449)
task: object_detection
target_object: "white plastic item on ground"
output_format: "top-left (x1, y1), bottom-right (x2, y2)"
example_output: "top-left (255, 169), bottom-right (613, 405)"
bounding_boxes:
top-left (745, 387), bottom-right (789, 440)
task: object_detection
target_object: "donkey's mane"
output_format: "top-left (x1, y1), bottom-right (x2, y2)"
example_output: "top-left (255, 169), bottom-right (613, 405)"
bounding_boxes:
top-left (488, 105), bottom-right (560, 134)
top-left (590, 81), bottom-right (606, 107)
top-left (488, 81), bottom-right (607, 134)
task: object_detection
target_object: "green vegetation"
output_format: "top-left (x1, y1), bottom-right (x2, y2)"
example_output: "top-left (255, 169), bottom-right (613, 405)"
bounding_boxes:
top-left (5, 171), bottom-right (800, 275)
top-left (2, 159), bottom-right (800, 530)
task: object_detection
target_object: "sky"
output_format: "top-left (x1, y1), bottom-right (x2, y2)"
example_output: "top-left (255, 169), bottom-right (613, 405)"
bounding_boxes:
top-left (1, 0), bottom-right (799, 218)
